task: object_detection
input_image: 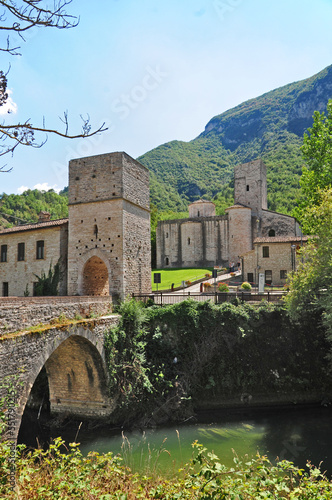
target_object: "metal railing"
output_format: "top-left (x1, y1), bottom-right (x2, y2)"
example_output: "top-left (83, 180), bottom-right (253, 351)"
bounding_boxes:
top-left (133, 290), bottom-right (286, 306)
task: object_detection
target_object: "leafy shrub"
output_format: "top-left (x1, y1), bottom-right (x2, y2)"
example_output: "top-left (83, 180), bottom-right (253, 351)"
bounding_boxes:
top-left (241, 281), bottom-right (252, 290)
top-left (218, 283), bottom-right (229, 292)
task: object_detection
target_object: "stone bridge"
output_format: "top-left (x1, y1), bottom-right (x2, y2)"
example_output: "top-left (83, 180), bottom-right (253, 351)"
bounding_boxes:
top-left (0, 314), bottom-right (119, 443)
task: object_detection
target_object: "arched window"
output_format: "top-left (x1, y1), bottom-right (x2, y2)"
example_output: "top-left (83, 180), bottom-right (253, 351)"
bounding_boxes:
top-left (165, 257), bottom-right (169, 265)
top-left (268, 229), bottom-right (275, 237)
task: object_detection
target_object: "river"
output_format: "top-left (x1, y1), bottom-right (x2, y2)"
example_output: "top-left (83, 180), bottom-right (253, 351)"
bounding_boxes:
top-left (18, 404), bottom-right (332, 476)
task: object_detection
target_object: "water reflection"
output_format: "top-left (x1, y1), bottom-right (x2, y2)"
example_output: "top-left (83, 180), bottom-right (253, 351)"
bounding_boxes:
top-left (19, 405), bottom-right (332, 476)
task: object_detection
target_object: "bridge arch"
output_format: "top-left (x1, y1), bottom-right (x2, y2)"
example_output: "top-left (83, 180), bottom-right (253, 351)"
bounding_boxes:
top-left (16, 326), bottom-right (111, 441)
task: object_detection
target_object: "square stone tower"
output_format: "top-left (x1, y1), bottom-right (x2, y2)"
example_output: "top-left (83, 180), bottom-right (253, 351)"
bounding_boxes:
top-left (234, 159), bottom-right (267, 216)
top-left (67, 152), bottom-right (151, 299)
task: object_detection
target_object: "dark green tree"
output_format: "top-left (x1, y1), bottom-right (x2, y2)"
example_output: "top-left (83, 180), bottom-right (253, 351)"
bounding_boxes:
top-left (295, 99), bottom-right (332, 233)
top-left (34, 261), bottom-right (61, 296)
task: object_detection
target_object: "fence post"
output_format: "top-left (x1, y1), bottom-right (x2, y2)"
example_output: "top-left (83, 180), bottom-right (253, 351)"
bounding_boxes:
top-left (161, 292), bottom-right (163, 306)
top-left (268, 291), bottom-right (270, 302)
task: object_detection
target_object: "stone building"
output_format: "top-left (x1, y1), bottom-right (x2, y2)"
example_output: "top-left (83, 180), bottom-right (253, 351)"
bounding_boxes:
top-left (241, 236), bottom-right (308, 286)
top-left (0, 152), bottom-right (151, 298)
top-left (156, 159), bottom-right (303, 285)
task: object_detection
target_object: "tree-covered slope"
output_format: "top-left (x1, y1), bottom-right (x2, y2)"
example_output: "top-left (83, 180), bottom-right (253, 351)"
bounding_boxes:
top-left (139, 65), bottom-right (332, 214)
top-left (0, 189), bottom-right (68, 229)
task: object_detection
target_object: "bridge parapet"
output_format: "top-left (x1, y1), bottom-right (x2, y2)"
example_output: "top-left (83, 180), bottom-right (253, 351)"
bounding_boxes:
top-left (0, 296), bottom-right (113, 335)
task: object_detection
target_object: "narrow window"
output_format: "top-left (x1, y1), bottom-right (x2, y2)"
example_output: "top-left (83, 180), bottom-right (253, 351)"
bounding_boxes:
top-left (246, 185), bottom-right (249, 191)
top-left (247, 273), bottom-right (254, 283)
top-left (17, 242), bottom-right (25, 261)
top-left (1, 244), bottom-right (7, 262)
top-left (94, 224), bottom-right (98, 238)
top-left (268, 229), bottom-right (275, 237)
top-left (165, 257), bottom-right (169, 266)
top-left (280, 270), bottom-right (287, 280)
top-left (262, 246), bottom-right (269, 258)
top-left (188, 237), bottom-right (191, 245)
top-left (265, 270), bottom-right (272, 284)
top-left (36, 240), bottom-right (44, 260)
top-left (2, 282), bottom-right (8, 297)
top-left (166, 232), bottom-right (169, 238)
top-left (197, 211), bottom-right (200, 217)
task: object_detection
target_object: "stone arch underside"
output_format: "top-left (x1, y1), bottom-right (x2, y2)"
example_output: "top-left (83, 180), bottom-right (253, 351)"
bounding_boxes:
top-left (82, 255), bottom-right (110, 296)
top-left (14, 328), bottom-right (112, 443)
top-left (44, 335), bottom-right (110, 418)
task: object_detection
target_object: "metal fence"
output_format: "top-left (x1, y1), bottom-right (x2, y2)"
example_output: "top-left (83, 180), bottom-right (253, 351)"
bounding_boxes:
top-left (133, 291), bottom-right (286, 306)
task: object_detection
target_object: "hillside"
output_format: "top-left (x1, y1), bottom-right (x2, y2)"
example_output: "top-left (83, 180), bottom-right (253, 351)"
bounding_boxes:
top-left (0, 189), bottom-right (68, 229)
top-left (139, 65), bottom-right (332, 214)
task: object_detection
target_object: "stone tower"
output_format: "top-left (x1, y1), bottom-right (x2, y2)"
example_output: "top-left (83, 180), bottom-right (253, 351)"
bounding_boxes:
top-left (234, 159), bottom-right (267, 216)
top-left (67, 152), bottom-right (151, 299)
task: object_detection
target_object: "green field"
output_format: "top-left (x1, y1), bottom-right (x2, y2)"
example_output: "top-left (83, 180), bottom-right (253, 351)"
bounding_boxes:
top-left (151, 268), bottom-right (213, 291)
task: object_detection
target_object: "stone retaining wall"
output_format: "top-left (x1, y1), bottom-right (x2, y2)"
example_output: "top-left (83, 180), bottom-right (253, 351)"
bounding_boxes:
top-left (0, 296), bottom-right (113, 334)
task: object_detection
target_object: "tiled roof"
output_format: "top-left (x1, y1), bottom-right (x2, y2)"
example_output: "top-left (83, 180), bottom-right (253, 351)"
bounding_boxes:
top-left (0, 218), bottom-right (68, 235)
top-left (189, 199), bottom-right (215, 205)
top-left (254, 236), bottom-right (309, 244)
top-left (226, 203), bottom-right (251, 209)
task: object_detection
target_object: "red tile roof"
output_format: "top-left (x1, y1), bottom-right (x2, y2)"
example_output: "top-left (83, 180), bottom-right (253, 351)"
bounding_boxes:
top-left (254, 236), bottom-right (309, 244)
top-left (0, 218), bottom-right (68, 235)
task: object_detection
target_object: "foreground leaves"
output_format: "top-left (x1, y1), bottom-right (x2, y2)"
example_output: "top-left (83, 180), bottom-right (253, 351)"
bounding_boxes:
top-left (1, 438), bottom-right (332, 499)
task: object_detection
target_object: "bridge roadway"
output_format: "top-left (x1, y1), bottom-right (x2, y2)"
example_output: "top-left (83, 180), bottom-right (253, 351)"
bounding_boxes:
top-left (0, 314), bottom-right (119, 443)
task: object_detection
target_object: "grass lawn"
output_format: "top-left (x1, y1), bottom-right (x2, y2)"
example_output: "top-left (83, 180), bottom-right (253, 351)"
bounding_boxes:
top-left (151, 268), bottom-right (214, 291)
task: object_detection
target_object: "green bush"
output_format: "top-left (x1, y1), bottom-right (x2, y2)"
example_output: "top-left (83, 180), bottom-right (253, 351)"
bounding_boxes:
top-left (218, 283), bottom-right (229, 292)
top-left (241, 281), bottom-right (252, 290)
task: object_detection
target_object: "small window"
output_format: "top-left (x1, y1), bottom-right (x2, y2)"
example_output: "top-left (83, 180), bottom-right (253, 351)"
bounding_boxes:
top-left (197, 211), bottom-right (200, 217)
top-left (2, 282), bottom-right (8, 297)
top-left (166, 232), bottom-right (169, 238)
top-left (17, 242), bottom-right (25, 261)
top-left (280, 270), bottom-right (287, 280)
top-left (188, 237), bottom-right (191, 245)
top-left (94, 224), bottom-right (98, 238)
top-left (247, 273), bottom-right (254, 283)
top-left (263, 246), bottom-right (269, 258)
top-left (165, 257), bottom-right (169, 266)
top-left (246, 185), bottom-right (249, 191)
top-left (36, 240), bottom-right (44, 260)
top-left (1, 244), bottom-right (7, 262)
top-left (268, 229), bottom-right (275, 237)
top-left (265, 270), bottom-right (272, 284)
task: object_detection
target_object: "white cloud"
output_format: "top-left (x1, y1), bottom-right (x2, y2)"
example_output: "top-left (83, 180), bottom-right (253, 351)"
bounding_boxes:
top-left (33, 183), bottom-right (60, 193)
top-left (0, 89), bottom-right (18, 115)
top-left (17, 183), bottom-right (60, 194)
top-left (17, 185), bottom-right (29, 194)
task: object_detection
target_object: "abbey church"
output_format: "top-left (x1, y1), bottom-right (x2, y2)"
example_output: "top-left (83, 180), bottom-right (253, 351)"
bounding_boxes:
top-left (0, 152), bottom-right (151, 298)
top-left (156, 159), bottom-right (304, 285)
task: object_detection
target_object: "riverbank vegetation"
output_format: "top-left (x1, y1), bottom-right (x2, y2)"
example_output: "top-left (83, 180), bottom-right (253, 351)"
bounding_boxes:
top-left (2, 436), bottom-right (332, 498)
top-left (104, 299), bottom-right (332, 429)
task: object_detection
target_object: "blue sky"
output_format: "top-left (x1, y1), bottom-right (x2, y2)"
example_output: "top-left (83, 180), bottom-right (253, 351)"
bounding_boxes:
top-left (1, 0), bottom-right (332, 195)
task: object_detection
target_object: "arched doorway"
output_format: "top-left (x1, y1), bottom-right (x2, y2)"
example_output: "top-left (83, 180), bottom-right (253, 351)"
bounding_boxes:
top-left (83, 256), bottom-right (109, 296)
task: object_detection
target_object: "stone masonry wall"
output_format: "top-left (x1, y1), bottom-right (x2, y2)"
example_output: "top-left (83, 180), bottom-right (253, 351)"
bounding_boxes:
top-left (0, 317), bottom-right (119, 441)
top-left (242, 242), bottom-right (296, 286)
top-left (0, 296), bottom-right (113, 334)
top-left (0, 225), bottom-right (67, 297)
top-left (157, 216), bottom-right (229, 268)
top-left (67, 199), bottom-right (124, 296)
top-left (123, 201), bottom-right (151, 296)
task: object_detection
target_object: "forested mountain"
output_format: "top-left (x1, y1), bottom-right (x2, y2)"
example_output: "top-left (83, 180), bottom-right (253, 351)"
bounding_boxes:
top-left (139, 64), bottom-right (332, 215)
top-left (0, 189), bottom-right (68, 229)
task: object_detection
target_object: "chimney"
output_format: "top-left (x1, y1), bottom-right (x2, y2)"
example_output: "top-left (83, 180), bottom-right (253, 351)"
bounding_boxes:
top-left (38, 211), bottom-right (51, 223)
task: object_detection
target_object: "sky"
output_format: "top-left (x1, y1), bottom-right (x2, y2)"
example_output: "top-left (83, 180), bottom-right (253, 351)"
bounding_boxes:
top-left (1, 0), bottom-right (332, 195)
